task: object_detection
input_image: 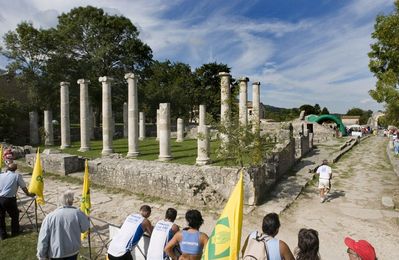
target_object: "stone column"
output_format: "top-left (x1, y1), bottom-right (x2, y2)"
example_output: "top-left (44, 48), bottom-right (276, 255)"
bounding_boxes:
top-left (199, 105), bottom-right (206, 127)
top-left (176, 118), bottom-right (184, 142)
top-left (238, 77), bottom-right (249, 127)
top-left (78, 79), bottom-right (90, 151)
top-left (156, 109), bottom-right (160, 141)
top-left (196, 125), bottom-right (211, 165)
top-left (44, 110), bottom-right (54, 146)
top-left (29, 111), bottom-right (39, 145)
top-left (60, 82), bottom-right (71, 149)
top-left (139, 112), bottom-right (145, 141)
top-left (158, 103), bottom-right (172, 161)
top-left (99, 76), bottom-right (114, 155)
top-left (252, 81), bottom-right (261, 132)
top-left (125, 73), bottom-right (139, 157)
top-left (219, 72), bottom-right (231, 126)
top-left (123, 102), bottom-right (128, 138)
top-left (89, 105), bottom-right (95, 140)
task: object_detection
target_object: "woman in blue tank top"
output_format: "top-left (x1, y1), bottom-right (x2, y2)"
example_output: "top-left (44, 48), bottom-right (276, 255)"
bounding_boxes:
top-left (165, 209), bottom-right (209, 260)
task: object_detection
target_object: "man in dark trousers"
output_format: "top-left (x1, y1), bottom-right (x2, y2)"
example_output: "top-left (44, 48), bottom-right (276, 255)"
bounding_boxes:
top-left (0, 163), bottom-right (35, 239)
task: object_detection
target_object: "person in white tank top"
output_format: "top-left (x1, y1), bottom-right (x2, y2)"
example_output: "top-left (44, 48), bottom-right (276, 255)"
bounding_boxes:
top-left (147, 208), bottom-right (180, 260)
top-left (316, 159), bottom-right (332, 203)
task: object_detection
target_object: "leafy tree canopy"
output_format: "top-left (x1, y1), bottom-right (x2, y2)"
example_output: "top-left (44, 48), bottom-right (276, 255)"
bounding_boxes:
top-left (368, 0), bottom-right (399, 125)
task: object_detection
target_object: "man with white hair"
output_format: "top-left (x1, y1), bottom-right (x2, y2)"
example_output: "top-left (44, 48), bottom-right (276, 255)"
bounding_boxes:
top-left (37, 190), bottom-right (90, 260)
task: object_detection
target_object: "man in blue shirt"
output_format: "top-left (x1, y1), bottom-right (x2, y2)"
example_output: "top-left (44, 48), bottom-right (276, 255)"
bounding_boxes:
top-left (0, 163), bottom-right (35, 239)
top-left (37, 190), bottom-right (90, 260)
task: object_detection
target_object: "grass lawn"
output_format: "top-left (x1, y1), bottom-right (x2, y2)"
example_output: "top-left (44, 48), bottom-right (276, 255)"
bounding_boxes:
top-left (41, 137), bottom-right (229, 165)
top-left (0, 231), bottom-right (38, 260)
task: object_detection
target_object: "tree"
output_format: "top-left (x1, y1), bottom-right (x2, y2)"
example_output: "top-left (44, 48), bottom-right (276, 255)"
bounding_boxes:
top-left (346, 107), bottom-right (373, 125)
top-left (299, 104), bottom-right (316, 115)
top-left (2, 6), bottom-right (153, 122)
top-left (368, 1), bottom-right (399, 125)
top-left (141, 60), bottom-right (194, 121)
top-left (193, 63), bottom-right (231, 121)
top-left (314, 104), bottom-right (321, 115)
top-left (320, 107), bottom-right (330, 115)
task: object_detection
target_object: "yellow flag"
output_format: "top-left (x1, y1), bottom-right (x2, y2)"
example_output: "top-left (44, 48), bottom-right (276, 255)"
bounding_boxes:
top-left (28, 149), bottom-right (45, 205)
top-left (202, 170), bottom-right (244, 260)
top-left (0, 145), bottom-right (3, 169)
top-left (80, 160), bottom-right (91, 240)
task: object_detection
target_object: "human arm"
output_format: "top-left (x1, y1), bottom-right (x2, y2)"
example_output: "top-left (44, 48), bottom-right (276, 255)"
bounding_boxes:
top-left (37, 216), bottom-right (50, 260)
top-left (200, 232), bottom-right (209, 252)
top-left (18, 174), bottom-right (35, 197)
top-left (78, 210), bottom-right (90, 233)
top-left (279, 240), bottom-right (295, 260)
top-left (171, 223), bottom-right (180, 235)
top-left (22, 187), bottom-right (35, 197)
top-left (142, 218), bottom-right (153, 236)
top-left (165, 231), bottom-right (182, 260)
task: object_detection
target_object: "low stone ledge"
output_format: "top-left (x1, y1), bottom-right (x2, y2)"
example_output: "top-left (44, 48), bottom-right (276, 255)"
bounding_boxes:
top-left (88, 158), bottom-right (244, 208)
top-left (25, 153), bottom-right (84, 175)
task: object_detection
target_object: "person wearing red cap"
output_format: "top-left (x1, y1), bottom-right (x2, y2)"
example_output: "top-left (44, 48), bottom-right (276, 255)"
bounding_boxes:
top-left (344, 237), bottom-right (377, 260)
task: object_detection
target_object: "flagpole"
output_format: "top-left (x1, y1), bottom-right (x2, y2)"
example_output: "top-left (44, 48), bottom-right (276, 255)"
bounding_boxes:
top-left (34, 199), bottom-right (38, 232)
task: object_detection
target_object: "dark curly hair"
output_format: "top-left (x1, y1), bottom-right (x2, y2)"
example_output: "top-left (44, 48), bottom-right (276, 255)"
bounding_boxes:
top-left (262, 213), bottom-right (280, 236)
top-left (295, 228), bottom-right (320, 260)
top-left (185, 209), bottom-right (204, 230)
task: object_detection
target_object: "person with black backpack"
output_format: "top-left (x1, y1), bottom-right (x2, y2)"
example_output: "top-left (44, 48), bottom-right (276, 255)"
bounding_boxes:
top-left (242, 213), bottom-right (294, 260)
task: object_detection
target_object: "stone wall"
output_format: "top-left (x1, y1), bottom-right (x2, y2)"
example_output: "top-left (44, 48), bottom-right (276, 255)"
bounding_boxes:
top-left (87, 137), bottom-right (298, 208)
top-left (88, 158), bottom-right (243, 207)
top-left (26, 152), bottom-right (84, 175)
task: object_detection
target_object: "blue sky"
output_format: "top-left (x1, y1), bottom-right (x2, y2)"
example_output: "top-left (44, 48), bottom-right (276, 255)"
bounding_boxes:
top-left (0, 0), bottom-right (394, 113)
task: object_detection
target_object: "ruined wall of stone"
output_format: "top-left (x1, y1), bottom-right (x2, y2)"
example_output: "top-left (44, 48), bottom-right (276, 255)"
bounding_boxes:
top-left (88, 158), bottom-right (244, 208)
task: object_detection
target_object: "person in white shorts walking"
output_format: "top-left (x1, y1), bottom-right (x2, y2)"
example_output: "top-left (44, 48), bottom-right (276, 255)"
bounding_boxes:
top-left (316, 159), bottom-right (332, 203)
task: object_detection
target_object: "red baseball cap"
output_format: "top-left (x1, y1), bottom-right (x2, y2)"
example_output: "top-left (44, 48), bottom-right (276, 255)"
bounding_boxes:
top-left (344, 237), bottom-right (376, 260)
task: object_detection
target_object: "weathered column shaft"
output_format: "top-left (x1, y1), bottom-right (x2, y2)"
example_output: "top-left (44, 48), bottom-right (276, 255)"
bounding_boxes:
top-left (99, 76), bottom-right (114, 155)
top-left (60, 82), bottom-right (71, 149)
top-left (44, 110), bottom-right (54, 146)
top-left (123, 102), bottom-right (128, 138)
top-left (239, 77), bottom-right (249, 127)
top-left (196, 125), bottom-right (211, 165)
top-left (158, 103), bottom-right (172, 161)
top-left (125, 73), bottom-right (139, 157)
top-left (139, 112), bottom-right (145, 141)
top-left (252, 81), bottom-right (261, 131)
top-left (176, 118), bottom-right (184, 142)
top-left (219, 72), bottom-right (231, 125)
top-left (199, 105), bottom-right (206, 126)
top-left (29, 111), bottom-right (39, 145)
top-left (78, 79), bottom-right (90, 151)
top-left (156, 109), bottom-right (160, 141)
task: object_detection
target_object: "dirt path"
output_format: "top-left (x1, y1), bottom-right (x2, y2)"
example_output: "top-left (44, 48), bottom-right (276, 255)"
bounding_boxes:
top-left (276, 136), bottom-right (399, 259)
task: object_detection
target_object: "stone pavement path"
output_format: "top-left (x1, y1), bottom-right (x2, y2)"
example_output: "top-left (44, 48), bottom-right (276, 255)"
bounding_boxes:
top-left (15, 136), bottom-right (398, 259)
top-left (275, 136), bottom-right (399, 259)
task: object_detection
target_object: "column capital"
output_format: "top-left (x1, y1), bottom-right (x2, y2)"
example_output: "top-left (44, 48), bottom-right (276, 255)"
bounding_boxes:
top-left (77, 79), bottom-right (90, 84)
top-left (98, 76), bottom-right (114, 83)
top-left (238, 77), bottom-right (249, 82)
top-left (124, 72), bottom-right (136, 79)
top-left (218, 72), bottom-right (231, 78)
top-left (60, 81), bottom-right (70, 87)
top-left (252, 81), bottom-right (261, 86)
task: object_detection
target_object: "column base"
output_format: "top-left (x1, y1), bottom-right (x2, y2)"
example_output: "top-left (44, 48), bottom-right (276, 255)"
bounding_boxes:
top-left (101, 149), bottom-right (113, 156)
top-left (196, 158), bottom-right (211, 165)
top-left (60, 145), bottom-right (71, 149)
top-left (176, 139), bottom-right (184, 142)
top-left (126, 152), bottom-right (139, 158)
top-left (156, 138), bottom-right (160, 141)
top-left (158, 155), bottom-right (173, 161)
top-left (78, 147), bottom-right (90, 152)
top-left (139, 137), bottom-right (145, 141)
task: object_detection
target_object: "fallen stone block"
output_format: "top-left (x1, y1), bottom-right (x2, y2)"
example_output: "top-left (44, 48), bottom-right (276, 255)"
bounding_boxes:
top-left (26, 153), bottom-right (84, 175)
